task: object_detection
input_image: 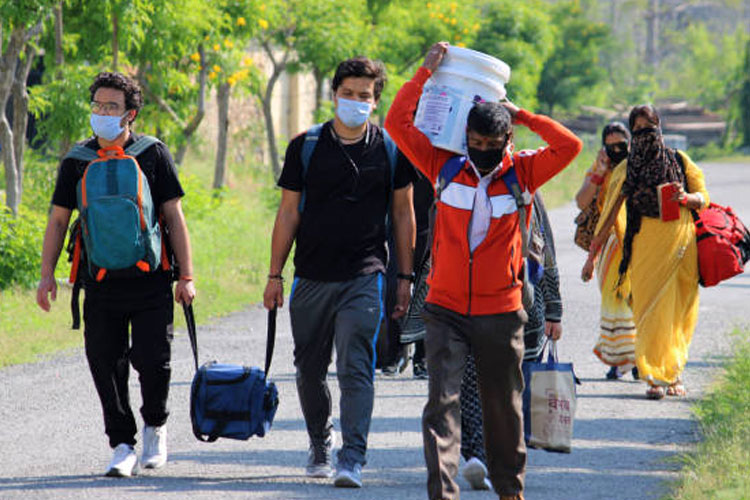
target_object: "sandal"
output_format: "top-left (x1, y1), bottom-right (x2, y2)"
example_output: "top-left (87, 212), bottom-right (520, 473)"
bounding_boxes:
top-left (666, 380), bottom-right (687, 397)
top-left (646, 385), bottom-right (665, 400)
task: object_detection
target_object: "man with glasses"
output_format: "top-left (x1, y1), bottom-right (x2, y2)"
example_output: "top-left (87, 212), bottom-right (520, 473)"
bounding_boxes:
top-left (263, 57), bottom-right (416, 488)
top-left (37, 72), bottom-right (195, 477)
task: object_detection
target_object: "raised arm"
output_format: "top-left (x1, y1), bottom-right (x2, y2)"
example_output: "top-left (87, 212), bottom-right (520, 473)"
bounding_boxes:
top-left (384, 42), bottom-right (453, 182)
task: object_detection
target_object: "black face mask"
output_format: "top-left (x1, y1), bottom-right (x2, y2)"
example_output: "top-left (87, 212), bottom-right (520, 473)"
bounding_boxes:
top-left (468, 146), bottom-right (504, 174)
top-left (604, 142), bottom-right (629, 165)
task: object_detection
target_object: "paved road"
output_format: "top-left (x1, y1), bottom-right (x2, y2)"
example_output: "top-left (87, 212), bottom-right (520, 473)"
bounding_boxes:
top-left (2, 161), bottom-right (749, 500)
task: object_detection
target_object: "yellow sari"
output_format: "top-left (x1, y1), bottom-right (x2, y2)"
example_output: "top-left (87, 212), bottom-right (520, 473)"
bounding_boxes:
top-left (626, 152), bottom-right (708, 386)
top-left (592, 162), bottom-right (636, 371)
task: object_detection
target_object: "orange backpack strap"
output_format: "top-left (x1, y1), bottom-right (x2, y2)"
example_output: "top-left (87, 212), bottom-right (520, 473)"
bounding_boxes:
top-left (68, 231), bottom-right (82, 284)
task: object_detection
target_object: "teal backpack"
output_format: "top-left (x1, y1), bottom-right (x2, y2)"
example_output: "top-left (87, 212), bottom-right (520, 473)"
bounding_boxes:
top-left (64, 135), bottom-right (169, 328)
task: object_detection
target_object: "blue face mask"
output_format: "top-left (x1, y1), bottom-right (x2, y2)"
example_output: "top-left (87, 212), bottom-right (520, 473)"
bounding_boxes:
top-left (90, 112), bottom-right (127, 141)
top-left (336, 98), bottom-right (372, 128)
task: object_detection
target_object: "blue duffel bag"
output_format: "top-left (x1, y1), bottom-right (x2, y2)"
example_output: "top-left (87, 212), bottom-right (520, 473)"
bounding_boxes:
top-left (185, 304), bottom-right (279, 442)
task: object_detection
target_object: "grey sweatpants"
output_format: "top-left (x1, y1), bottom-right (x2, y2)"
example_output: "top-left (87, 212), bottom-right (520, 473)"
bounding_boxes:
top-left (289, 273), bottom-right (384, 467)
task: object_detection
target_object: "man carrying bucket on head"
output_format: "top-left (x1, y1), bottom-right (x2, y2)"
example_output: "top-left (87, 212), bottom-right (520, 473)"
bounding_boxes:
top-left (385, 42), bottom-right (582, 500)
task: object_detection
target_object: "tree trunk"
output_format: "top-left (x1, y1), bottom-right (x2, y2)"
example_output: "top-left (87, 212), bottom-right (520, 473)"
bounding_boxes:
top-left (645, 0), bottom-right (660, 69)
top-left (54, 2), bottom-right (64, 67)
top-left (10, 44), bottom-right (38, 206)
top-left (213, 82), bottom-right (230, 190)
top-left (260, 42), bottom-right (289, 180)
top-left (112, 9), bottom-right (119, 72)
top-left (175, 45), bottom-right (208, 166)
top-left (313, 68), bottom-right (325, 117)
top-left (0, 27), bottom-right (28, 215)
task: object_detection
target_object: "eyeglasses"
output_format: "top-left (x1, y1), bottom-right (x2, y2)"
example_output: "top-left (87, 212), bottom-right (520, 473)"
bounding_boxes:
top-left (90, 101), bottom-right (124, 114)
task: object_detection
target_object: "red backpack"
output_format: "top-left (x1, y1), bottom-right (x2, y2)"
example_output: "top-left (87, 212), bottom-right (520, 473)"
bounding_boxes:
top-left (693, 203), bottom-right (750, 287)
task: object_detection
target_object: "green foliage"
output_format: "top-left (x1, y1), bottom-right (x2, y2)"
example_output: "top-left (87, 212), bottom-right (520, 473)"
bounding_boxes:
top-left (28, 65), bottom-right (99, 149)
top-left (0, 207), bottom-right (46, 290)
top-left (371, 0), bottom-right (480, 110)
top-left (0, 0), bottom-right (54, 27)
top-left (739, 41), bottom-right (750, 148)
top-left (470, 0), bottom-right (554, 110)
top-left (536, 0), bottom-right (612, 115)
top-left (666, 330), bottom-right (750, 499)
top-left (21, 149), bottom-right (59, 212)
top-left (660, 24), bottom-right (747, 112)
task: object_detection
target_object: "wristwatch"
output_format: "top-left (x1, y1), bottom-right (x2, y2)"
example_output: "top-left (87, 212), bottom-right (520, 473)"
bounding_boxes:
top-left (397, 272), bottom-right (416, 283)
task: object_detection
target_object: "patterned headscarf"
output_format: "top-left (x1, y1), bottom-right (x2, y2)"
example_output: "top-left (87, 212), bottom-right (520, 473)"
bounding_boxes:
top-left (618, 125), bottom-right (685, 279)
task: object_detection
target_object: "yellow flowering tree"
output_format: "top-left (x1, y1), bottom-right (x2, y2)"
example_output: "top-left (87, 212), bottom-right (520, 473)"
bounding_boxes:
top-left (200, 0), bottom-right (266, 188)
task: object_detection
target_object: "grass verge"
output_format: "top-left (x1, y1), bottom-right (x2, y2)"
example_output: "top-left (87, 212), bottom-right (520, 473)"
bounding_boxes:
top-left (664, 329), bottom-right (750, 499)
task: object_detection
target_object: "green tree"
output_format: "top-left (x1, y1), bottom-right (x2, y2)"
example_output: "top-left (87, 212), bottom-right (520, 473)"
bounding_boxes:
top-left (470, 0), bottom-right (553, 110)
top-left (536, 0), bottom-right (611, 115)
top-left (0, 0), bottom-right (54, 214)
top-left (370, 0), bottom-right (480, 112)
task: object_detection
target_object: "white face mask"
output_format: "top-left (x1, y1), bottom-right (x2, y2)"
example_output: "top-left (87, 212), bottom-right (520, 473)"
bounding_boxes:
top-left (90, 112), bottom-right (128, 141)
top-left (336, 97), bottom-right (372, 128)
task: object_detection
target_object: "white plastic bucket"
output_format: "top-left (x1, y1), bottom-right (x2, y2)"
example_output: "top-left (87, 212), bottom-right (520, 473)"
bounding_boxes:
top-left (414, 47), bottom-right (511, 154)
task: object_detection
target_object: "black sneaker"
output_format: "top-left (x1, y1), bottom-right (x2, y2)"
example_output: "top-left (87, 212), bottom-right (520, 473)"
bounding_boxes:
top-left (413, 361), bottom-right (428, 379)
top-left (605, 366), bottom-right (623, 380)
top-left (305, 432), bottom-right (334, 478)
top-left (632, 366), bottom-right (639, 380)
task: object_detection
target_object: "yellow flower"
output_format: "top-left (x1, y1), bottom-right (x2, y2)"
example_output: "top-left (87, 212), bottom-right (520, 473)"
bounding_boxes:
top-left (457, 42), bottom-right (466, 48)
top-left (429, 12), bottom-right (435, 18)
top-left (454, 34), bottom-right (461, 41)
top-left (437, 12), bottom-right (444, 19)
top-left (260, 3), bottom-right (266, 10)
top-left (242, 55), bottom-right (254, 66)
top-left (213, 43), bottom-right (221, 51)
top-left (237, 16), bottom-right (246, 26)
top-left (426, 2), bottom-right (432, 8)
top-left (227, 76), bottom-right (237, 86)
top-left (190, 52), bottom-right (201, 62)
top-left (224, 39), bottom-right (234, 49)
top-left (258, 18), bottom-right (269, 30)
top-left (473, 23), bottom-right (480, 30)
top-left (450, 18), bottom-right (457, 25)
top-left (463, 27), bottom-right (469, 34)
top-left (208, 71), bottom-right (217, 79)
top-left (213, 64), bottom-right (221, 72)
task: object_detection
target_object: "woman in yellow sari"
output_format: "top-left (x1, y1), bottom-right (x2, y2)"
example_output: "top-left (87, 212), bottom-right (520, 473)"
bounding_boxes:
top-left (583, 105), bottom-right (709, 399)
top-left (577, 123), bottom-right (637, 380)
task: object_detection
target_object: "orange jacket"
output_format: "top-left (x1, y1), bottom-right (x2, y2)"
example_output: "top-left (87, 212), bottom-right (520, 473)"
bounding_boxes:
top-left (385, 67), bottom-right (583, 315)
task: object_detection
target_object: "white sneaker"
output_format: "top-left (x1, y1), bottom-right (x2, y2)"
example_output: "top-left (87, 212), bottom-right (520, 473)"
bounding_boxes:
top-left (106, 443), bottom-right (138, 477)
top-left (462, 456), bottom-right (492, 490)
top-left (142, 425), bottom-right (168, 469)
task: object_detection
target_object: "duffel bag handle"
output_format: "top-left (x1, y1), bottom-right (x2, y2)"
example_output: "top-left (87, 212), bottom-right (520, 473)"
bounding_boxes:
top-left (266, 306), bottom-right (277, 376)
top-left (184, 303), bottom-right (199, 371)
top-left (183, 302), bottom-right (277, 376)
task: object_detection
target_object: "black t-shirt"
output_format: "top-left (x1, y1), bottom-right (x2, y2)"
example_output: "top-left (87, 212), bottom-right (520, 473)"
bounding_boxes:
top-left (52, 133), bottom-right (184, 291)
top-left (278, 121), bottom-right (417, 281)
